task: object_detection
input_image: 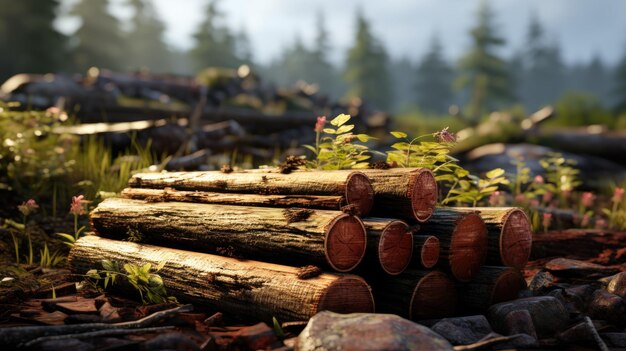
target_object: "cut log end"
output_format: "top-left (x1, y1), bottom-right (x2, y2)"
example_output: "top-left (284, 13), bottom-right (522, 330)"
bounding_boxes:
top-left (317, 276), bottom-right (375, 314)
top-left (325, 215), bottom-right (367, 272)
top-left (449, 213), bottom-right (488, 282)
top-left (378, 221), bottom-right (413, 275)
top-left (420, 236), bottom-right (440, 269)
top-left (410, 271), bottom-right (457, 320)
top-left (345, 172), bottom-right (374, 216)
top-left (500, 209), bottom-right (533, 269)
top-left (491, 268), bottom-right (527, 305)
top-left (409, 169), bottom-right (438, 222)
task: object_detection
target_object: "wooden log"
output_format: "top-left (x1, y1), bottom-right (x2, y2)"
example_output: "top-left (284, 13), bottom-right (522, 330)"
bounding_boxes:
top-left (121, 187), bottom-right (346, 212)
top-left (361, 168), bottom-right (438, 223)
top-left (413, 235), bottom-right (440, 269)
top-left (128, 170), bottom-right (374, 216)
top-left (457, 266), bottom-right (527, 313)
top-left (68, 236), bottom-right (374, 322)
top-left (419, 208), bottom-right (488, 282)
top-left (449, 207), bottom-right (532, 269)
top-left (531, 229), bottom-right (626, 260)
top-left (90, 198), bottom-right (367, 272)
top-left (371, 270), bottom-right (457, 321)
top-left (361, 218), bottom-right (413, 276)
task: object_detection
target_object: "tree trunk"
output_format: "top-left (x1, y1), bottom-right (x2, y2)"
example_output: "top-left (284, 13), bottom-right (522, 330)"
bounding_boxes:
top-left (121, 187), bottom-right (347, 212)
top-left (531, 229), bottom-right (626, 260)
top-left (369, 270), bottom-right (457, 321)
top-left (361, 218), bottom-right (413, 276)
top-left (419, 208), bottom-right (488, 282)
top-left (450, 207), bottom-right (532, 269)
top-left (413, 235), bottom-right (440, 269)
top-left (457, 266), bottom-right (527, 314)
top-left (128, 170), bottom-right (374, 216)
top-left (361, 168), bottom-right (438, 223)
top-left (68, 236), bottom-right (374, 322)
top-left (90, 198), bottom-right (367, 272)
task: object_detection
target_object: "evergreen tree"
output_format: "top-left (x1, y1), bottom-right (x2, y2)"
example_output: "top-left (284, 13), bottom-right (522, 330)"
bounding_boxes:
top-left (190, 1), bottom-right (240, 70)
top-left (310, 12), bottom-right (340, 97)
top-left (126, 0), bottom-right (172, 72)
top-left (520, 13), bottom-right (564, 111)
top-left (456, 0), bottom-right (513, 120)
top-left (343, 11), bottom-right (392, 110)
top-left (614, 50), bottom-right (626, 111)
top-left (414, 35), bottom-right (454, 113)
top-left (0, 0), bottom-right (66, 80)
top-left (71, 0), bottom-right (127, 72)
top-left (581, 55), bottom-right (610, 105)
top-left (390, 57), bottom-right (414, 112)
top-left (234, 27), bottom-right (253, 65)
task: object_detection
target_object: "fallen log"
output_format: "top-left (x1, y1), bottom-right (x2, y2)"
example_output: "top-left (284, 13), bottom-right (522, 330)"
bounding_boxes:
top-left (450, 207), bottom-right (532, 269)
top-left (90, 198), bottom-right (367, 272)
top-left (69, 236), bottom-right (374, 322)
top-left (457, 266), bottom-right (526, 313)
top-left (361, 218), bottom-right (413, 276)
top-left (531, 229), bottom-right (626, 261)
top-left (371, 270), bottom-right (457, 321)
top-left (122, 187), bottom-right (347, 212)
top-left (412, 235), bottom-right (440, 269)
top-left (419, 208), bottom-right (488, 282)
top-left (361, 168), bottom-right (438, 223)
top-left (128, 170), bottom-right (374, 216)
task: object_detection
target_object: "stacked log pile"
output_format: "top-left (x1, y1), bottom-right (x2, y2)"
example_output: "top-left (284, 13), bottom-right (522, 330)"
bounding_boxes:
top-left (69, 167), bottom-right (533, 323)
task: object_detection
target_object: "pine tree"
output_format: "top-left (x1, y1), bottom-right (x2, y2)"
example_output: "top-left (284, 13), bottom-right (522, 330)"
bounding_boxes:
top-left (614, 50), bottom-right (626, 111)
top-left (414, 35), bottom-right (454, 113)
top-left (344, 11), bottom-right (393, 110)
top-left (456, 0), bottom-right (513, 120)
top-left (581, 55), bottom-right (610, 105)
top-left (126, 0), bottom-right (172, 72)
top-left (0, 0), bottom-right (66, 80)
top-left (310, 12), bottom-right (340, 97)
top-left (71, 0), bottom-right (127, 72)
top-left (190, 1), bottom-right (240, 70)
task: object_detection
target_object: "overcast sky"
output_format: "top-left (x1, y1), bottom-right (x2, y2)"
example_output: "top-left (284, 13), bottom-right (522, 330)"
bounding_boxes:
top-left (58, 0), bottom-right (626, 66)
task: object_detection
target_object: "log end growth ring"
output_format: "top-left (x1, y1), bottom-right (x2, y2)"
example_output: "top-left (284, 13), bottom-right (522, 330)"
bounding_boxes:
top-left (500, 209), bottom-right (533, 269)
top-left (378, 221), bottom-right (413, 275)
top-left (324, 214), bottom-right (367, 272)
top-left (491, 268), bottom-right (527, 305)
top-left (449, 213), bottom-right (488, 282)
top-left (409, 169), bottom-right (438, 222)
top-left (410, 271), bottom-right (457, 320)
top-left (344, 172), bottom-right (374, 216)
top-left (420, 236), bottom-right (440, 269)
top-left (317, 276), bottom-right (375, 314)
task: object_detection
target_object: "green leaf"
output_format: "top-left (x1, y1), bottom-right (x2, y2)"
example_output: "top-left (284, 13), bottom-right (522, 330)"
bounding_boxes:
top-left (302, 145), bottom-right (318, 155)
top-left (352, 162), bottom-right (371, 169)
top-left (322, 128), bottom-right (336, 134)
top-left (102, 259), bottom-right (115, 271)
top-left (390, 131), bottom-right (408, 138)
top-left (391, 142), bottom-right (410, 151)
top-left (272, 317), bottom-right (285, 338)
top-left (330, 113), bottom-right (351, 127)
top-left (486, 168), bottom-right (505, 179)
top-left (155, 261), bottom-right (166, 272)
top-left (336, 124), bottom-right (355, 134)
top-left (56, 233), bottom-right (76, 243)
top-left (355, 134), bottom-right (371, 142)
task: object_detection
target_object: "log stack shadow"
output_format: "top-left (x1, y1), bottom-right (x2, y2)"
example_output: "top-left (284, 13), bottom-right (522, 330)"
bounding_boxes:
top-left (69, 167), bottom-right (533, 323)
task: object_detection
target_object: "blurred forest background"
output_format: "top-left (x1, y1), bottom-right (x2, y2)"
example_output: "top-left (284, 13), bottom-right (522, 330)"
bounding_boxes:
top-left (1, 0), bottom-right (626, 128)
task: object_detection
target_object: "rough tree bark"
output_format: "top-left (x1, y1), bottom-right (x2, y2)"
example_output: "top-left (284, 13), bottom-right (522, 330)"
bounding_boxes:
top-left (361, 218), bottom-right (413, 276)
top-left (419, 208), bottom-right (488, 282)
top-left (69, 236), bottom-right (374, 322)
top-left (457, 266), bottom-right (527, 313)
top-left (531, 229), bottom-right (626, 260)
top-left (361, 168), bottom-right (438, 223)
top-left (451, 207), bottom-right (532, 269)
top-left (412, 235), bottom-right (440, 269)
top-left (128, 170), bottom-right (374, 216)
top-left (90, 198), bottom-right (367, 272)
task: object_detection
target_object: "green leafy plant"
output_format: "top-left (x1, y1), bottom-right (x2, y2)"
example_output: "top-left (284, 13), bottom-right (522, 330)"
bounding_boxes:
top-left (39, 243), bottom-right (65, 268)
top-left (603, 187), bottom-right (625, 230)
top-left (304, 114), bottom-right (375, 170)
top-left (86, 259), bottom-right (177, 304)
top-left (56, 195), bottom-right (89, 247)
top-left (272, 317), bottom-right (285, 338)
top-left (443, 168), bottom-right (510, 206)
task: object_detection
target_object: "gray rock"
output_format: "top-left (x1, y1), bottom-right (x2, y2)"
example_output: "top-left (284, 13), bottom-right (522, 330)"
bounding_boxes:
top-left (297, 311), bottom-right (453, 351)
top-left (431, 315), bottom-right (492, 345)
top-left (488, 296), bottom-right (569, 338)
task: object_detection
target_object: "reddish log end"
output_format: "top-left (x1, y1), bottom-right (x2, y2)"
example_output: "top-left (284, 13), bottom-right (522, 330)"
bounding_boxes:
top-left (491, 268), bottom-right (527, 305)
top-left (324, 214), bottom-right (367, 272)
top-left (409, 169), bottom-right (438, 222)
top-left (416, 235), bottom-right (440, 269)
top-left (449, 213), bottom-right (488, 282)
top-left (410, 271), bottom-right (457, 320)
top-left (344, 172), bottom-right (374, 216)
top-left (378, 221), bottom-right (413, 275)
top-left (317, 276), bottom-right (375, 314)
top-left (499, 209), bottom-right (532, 269)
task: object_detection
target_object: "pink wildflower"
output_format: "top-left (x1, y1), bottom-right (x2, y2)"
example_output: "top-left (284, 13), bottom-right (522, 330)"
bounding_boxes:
top-left (542, 213), bottom-right (552, 229)
top-left (612, 187), bottom-right (624, 203)
top-left (17, 199), bottom-right (39, 217)
top-left (314, 116), bottom-right (326, 133)
top-left (581, 192), bottom-right (595, 208)
top-left (433, 127), bottom-right (457, 143)
top-left (489, 191), bottom-right (502, 206)
top-left (70, 195), bottom-right (87, 216)
top-left (533, 175), bottom-right (544, 184)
